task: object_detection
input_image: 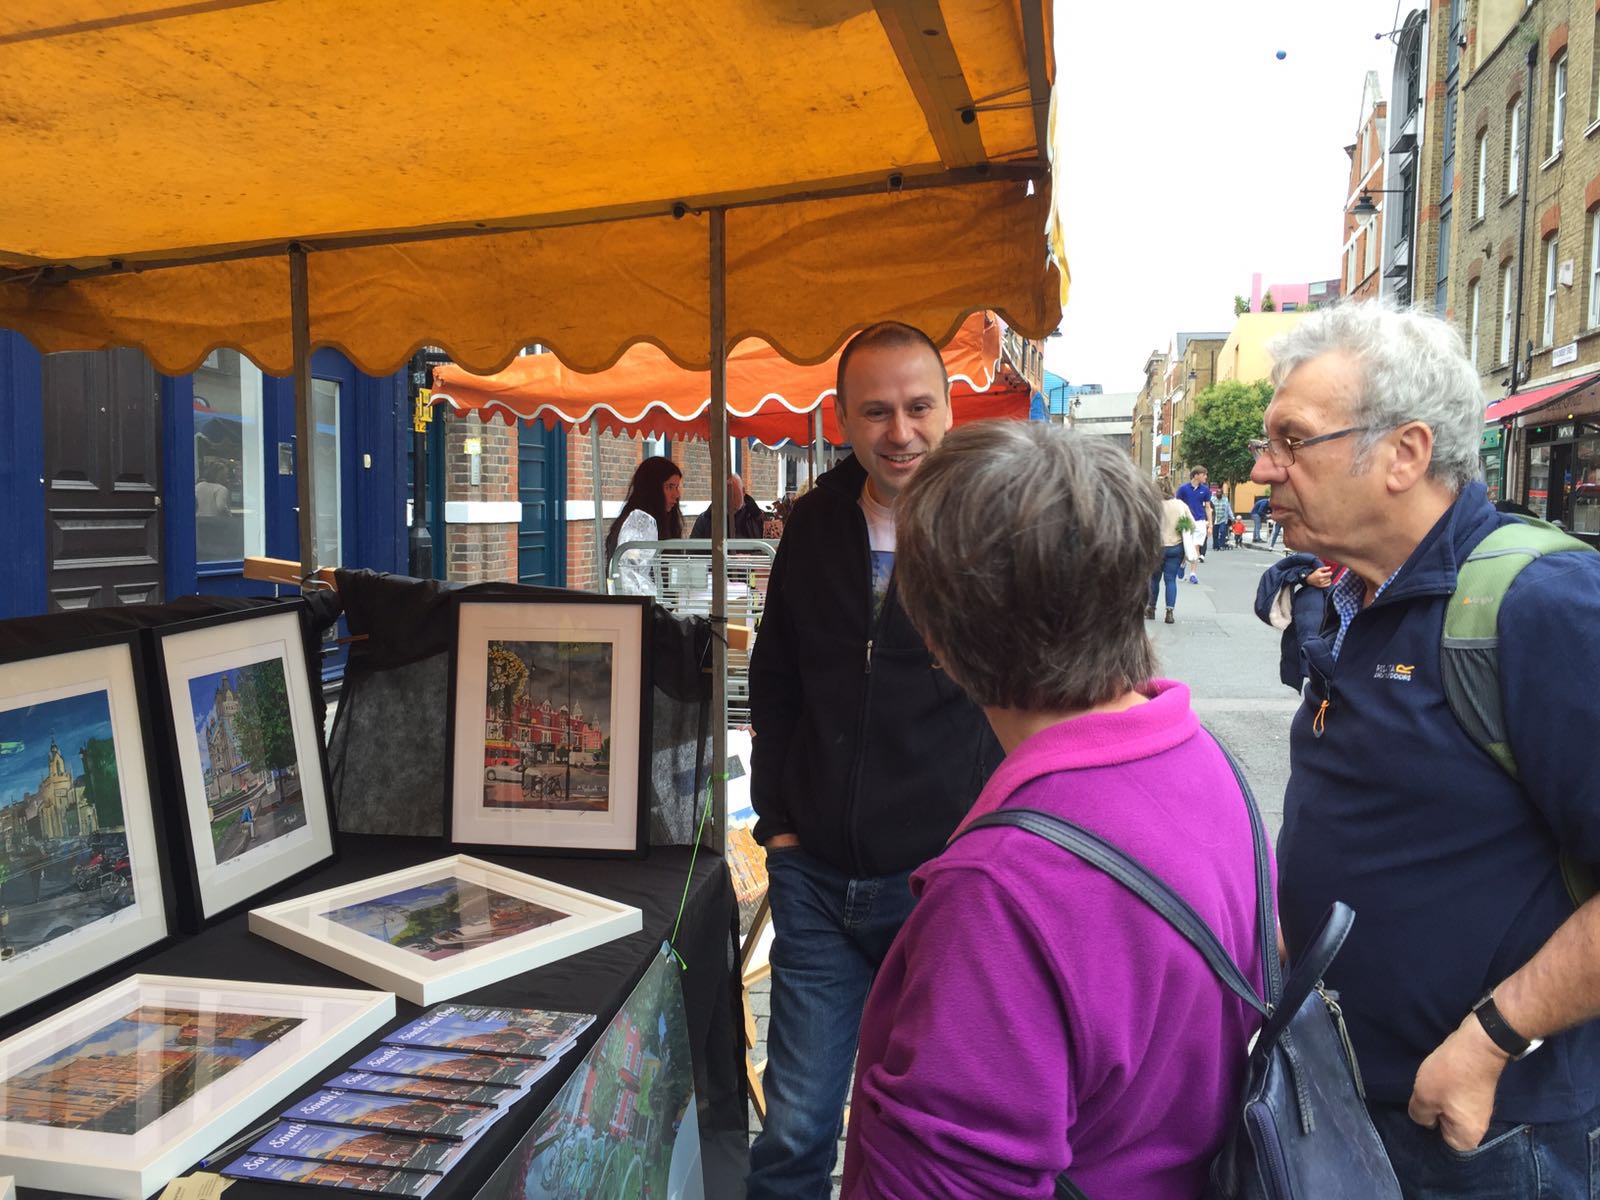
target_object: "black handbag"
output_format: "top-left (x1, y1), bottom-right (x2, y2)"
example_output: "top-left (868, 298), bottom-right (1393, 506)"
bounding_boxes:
top-left (956, 744), bottom-right (1401, 1200)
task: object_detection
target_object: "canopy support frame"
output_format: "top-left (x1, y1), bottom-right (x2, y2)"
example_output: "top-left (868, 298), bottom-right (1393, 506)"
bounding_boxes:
top-left (709, 209), bottom-right (729, 845)
top-left (290, 245), bottom-right (318, 580)
top-left (590, 425), bottom-right (606, 593)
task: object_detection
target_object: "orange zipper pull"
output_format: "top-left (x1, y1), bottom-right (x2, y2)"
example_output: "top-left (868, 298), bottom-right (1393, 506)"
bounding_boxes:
top-left (1312, 698), bottom-right (1329, 737)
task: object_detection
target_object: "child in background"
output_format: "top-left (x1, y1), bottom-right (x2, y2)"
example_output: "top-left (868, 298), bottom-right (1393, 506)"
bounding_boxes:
top-left (1230, 517), bottom-right (1246, 547)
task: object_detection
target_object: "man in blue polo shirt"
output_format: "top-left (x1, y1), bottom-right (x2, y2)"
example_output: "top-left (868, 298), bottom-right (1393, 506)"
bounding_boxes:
top-left (1175, 466), bottom-right (1212, 564)
top-left (1250, 303), bottom-right (1600, 1196)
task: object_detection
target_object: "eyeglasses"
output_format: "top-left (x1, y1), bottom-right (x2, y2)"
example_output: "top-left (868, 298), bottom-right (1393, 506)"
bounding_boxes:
top-left (1247, 425), bottom-right (1375, 468)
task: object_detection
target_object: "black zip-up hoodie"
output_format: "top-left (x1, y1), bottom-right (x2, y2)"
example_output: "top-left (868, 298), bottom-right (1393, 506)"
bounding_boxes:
top-left (747, 455), bottom-right (1003, 877)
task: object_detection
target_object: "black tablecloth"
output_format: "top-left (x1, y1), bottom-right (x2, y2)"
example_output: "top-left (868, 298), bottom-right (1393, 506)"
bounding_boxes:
top-left (20, 836), bottom-right (745, 1200)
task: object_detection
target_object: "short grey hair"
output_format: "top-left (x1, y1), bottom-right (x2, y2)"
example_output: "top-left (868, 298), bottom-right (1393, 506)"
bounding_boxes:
top-left (1268, 301), bottom-right (1483, 490)
top-left (895, 422), bottom-right (1159, 712)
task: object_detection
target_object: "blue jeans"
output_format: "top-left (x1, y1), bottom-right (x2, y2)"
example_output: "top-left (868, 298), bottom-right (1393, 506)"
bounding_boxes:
top-left (1150, 545), bottom-right (1183, 609)
top-left (1368, 1099), bottom-right (1600, 1199)
top-left (1253, 513), bottom-right (1263, 540)
top-left (747, 847), bottom-right (917, 1200)
top-left (1270, 520), bottom-right (1282, 547)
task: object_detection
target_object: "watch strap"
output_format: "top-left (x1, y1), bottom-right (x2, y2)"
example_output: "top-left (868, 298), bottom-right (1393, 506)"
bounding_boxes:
top-left (1473, 993), bottom-right (1540, 1059)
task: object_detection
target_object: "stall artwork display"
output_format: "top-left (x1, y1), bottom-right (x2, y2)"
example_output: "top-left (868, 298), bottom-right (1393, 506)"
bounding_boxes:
top-left (0, 974), bottom-right (393, 1199)
top-left (447, 596), bottom-right (651, 858)
top-left (474, 946), bottom-right (702, 1200)
top-left (0, 636), bottom-right (173, 1023)
top-left (153, 605), bottom-right (337, 924)
top-left (249, 856), bottom-right (642, 1005)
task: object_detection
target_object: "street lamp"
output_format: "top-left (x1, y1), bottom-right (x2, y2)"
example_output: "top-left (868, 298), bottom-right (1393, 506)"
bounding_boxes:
top-left (1352, 187), bottom-right (1411, 218)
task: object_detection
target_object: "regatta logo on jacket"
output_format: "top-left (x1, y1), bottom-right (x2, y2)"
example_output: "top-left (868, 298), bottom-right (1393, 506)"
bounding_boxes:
top-left (1373, 662), bottom-right (1415, 683)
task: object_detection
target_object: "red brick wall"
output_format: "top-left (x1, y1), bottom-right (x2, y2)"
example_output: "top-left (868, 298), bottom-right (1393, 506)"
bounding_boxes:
top-left (443, 413), bottom-right (519, 584)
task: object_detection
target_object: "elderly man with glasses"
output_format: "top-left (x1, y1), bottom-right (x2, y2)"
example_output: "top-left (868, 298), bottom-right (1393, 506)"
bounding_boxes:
top-left (1251, 303), bottom-right (1600, 1197)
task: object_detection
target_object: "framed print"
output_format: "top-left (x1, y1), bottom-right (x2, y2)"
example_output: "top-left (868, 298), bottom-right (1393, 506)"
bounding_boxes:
top-left (446, 595), bottom-right (651, 858)
top-left (0, 973), bottom-right (394, 1199)
top-left (152, 603), bottom-right (336, 926)
top-left (0, 635), bottom-right (174, 1025)
top-left (248, 855), bottom-right (642, 1005)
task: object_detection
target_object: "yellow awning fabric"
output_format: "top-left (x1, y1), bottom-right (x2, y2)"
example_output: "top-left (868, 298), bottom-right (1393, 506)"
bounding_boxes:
top-left (0, 1), bottom-right (1062, 374)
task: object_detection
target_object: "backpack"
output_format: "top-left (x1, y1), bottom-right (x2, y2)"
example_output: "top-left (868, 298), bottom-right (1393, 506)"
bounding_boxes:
top-left (1441, 516), bottom-right (1600, 903)
top-left (954, 742), bottom-right (1402, 1200)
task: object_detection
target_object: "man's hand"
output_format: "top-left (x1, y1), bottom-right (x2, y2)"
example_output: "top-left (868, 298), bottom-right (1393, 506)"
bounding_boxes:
top-left (1407, 1012), bottom-right (1511, 1150)
top-left (763, 833), bottom-right (801, 851)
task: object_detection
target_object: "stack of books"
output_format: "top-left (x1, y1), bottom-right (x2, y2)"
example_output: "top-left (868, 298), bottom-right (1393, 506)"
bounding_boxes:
top-left (221, 1004), bottom-right (596, 1195)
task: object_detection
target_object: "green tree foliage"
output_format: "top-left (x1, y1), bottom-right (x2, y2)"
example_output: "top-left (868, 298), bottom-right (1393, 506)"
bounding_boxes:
top-left (1179, 380), bottom-right (1274, 489)
top-left (1260, 290), bottom-right (1276, 312)
top-left (234, 660), bottom-right (297, 772)
top-left (487, 645), bottom-right (529, 717)
top-left (79, 736), bottom-right (122, 830)
top-left (1233, 294), bottom-right (1250, 315)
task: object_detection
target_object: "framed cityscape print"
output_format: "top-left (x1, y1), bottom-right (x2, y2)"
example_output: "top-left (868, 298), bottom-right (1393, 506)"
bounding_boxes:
top-left (248, 855), bottom-right (642, 1004)
top-left (152, 603), bottom-right (337, 926)
top-left (446, 595), bottom-right (651, 858)
top-left (0, 634), bottom-right (174, 1026)
top-left (0, 973), bottom-right (393, 1198)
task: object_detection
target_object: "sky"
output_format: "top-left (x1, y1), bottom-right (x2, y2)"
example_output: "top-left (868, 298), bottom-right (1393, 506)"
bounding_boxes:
top-left (1046, 0), bottom-right (1411, 393)
top-left (0, 690), bottom-right (114, 808)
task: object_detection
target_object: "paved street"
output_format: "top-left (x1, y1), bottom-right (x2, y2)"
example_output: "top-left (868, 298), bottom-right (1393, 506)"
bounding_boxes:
top-left (744, 539), bottom-right (1301, 1195)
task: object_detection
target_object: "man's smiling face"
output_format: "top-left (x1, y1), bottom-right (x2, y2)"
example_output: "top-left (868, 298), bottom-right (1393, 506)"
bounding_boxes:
top-left (835, 343), bottom-right (953, 504)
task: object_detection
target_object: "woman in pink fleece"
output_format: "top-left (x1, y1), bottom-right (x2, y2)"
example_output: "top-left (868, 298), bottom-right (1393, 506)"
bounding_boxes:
top-left (841, 423), bottom-right (1271, 1200)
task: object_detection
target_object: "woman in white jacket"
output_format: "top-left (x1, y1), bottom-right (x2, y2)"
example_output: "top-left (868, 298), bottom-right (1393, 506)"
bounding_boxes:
top-left (605, 456), bottom-right (684, 596)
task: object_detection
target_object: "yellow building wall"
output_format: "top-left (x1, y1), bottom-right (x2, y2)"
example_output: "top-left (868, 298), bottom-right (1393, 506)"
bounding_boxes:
top-left (1214, 313), bottom-right (1310, 385)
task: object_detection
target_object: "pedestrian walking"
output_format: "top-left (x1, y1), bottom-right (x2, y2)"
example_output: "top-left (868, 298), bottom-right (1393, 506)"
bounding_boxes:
top-left (1175, 466), bottom-right (1212, 565)
top-left (1149, 476), bottom-right (1187, 624)
top-left (1250, 302), bottom-right (1600, 1196)
top-left (840, 422), bottom-right (1269, 1199)
top-left (747, 322), bottom-right (1002, 1199)
top-left (1211, 487), bottom-right (1234, 551)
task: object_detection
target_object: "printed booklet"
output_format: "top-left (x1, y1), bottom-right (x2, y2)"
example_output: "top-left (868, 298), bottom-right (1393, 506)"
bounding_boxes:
top-left (283, 1090), bottom-right (503, 1140)
top-left (327, 1069), bottom-right (523, 1108)
top-left (383, 1004), bottom-right (595, 1060)
top-left (241, 1120), bottom-right (470, 1174)
top-left (352, 1044), bottom-right (556, 1088)
top-left (224, 1153), bottom-right (438, 1197)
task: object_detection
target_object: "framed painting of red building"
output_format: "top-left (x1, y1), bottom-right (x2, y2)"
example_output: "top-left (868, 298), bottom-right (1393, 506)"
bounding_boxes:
top-left (0, 973), bottom-right (393, 1198)
top-left (0, 634), bottom-right (175, 1026)
top-left (445, 595), bottom-right (651, 858)
top-left (150, 603), bottom-right (337, 927)
top-left (247, 855), bottom-right (641, 1004)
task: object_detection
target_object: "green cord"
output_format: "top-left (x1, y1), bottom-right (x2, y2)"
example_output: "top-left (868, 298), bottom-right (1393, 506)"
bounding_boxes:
top-left (667, 772), bottom-right (722, 971)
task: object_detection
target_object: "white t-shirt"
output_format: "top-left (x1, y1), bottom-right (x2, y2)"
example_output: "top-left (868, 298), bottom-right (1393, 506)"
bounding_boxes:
top-left (860, 485), bottom-right (896, 617)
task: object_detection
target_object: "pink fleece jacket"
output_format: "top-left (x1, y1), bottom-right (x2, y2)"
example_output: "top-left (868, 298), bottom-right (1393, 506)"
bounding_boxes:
top-left (841, 680), bottom-right (1270, 1200)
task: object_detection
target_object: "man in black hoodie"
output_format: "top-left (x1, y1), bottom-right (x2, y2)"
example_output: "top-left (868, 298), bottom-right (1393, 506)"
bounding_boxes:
top-left (746, 322), bottom-right (1002, 1198)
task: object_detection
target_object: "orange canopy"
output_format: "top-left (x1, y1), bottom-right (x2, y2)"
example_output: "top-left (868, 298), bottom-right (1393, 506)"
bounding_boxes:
top-left (430, 312), bottom-right (1027, 444)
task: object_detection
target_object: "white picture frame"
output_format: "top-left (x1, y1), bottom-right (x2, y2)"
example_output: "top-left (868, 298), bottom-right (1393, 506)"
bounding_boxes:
top-left (248, 855), bottom-right (642, 1005)
top-left (0, 635), bottom-right (173, 1023)
top-left (446, 595), bottom-right (651, 858)
top-left (0, 973), bottom-right (393, 1199)
top-left (153, 604), bottom-right (336, 925)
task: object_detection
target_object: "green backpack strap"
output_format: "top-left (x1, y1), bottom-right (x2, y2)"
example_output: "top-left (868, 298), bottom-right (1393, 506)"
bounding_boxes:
top-left (1442, 517), bottom-right (1599, 905)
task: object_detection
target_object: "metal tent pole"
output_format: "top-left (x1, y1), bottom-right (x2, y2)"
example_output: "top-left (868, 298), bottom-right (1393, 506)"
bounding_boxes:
top-left (708, 210), bottom-right (730, 842)
top-left (812, 407), bottom-right (825, 483)
top-left (289, 246), bottom-right (318, 578)
top-left (590, 425), bottom-right (606, 592)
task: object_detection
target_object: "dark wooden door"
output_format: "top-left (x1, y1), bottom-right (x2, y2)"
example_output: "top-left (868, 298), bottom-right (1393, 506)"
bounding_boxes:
top-left (42, 349), bottom-right (164, 610)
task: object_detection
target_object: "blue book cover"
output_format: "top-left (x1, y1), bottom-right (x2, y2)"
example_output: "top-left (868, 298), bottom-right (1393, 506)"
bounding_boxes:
top-left (245, 1120), bottom-right (466, 1173)
top-left (352, 1044), bottom-right (554, 1088)
top-left (224, 1152), bottom-right (438, 1196)
top-left (284, 1090), bottom-right (501, 1140)
top-left (328, 1069), bottom-right (521, 1108)
top-left (384, 1004), bottom-right (593, 1060)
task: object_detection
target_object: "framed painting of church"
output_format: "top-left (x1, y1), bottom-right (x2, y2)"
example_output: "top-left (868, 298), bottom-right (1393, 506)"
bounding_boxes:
top-left (0, 632), bottom-right (174, 1027)
top-left (151, 603), bottom-right (336, 928)
top-left (445, 594), bottom-right (651, 858)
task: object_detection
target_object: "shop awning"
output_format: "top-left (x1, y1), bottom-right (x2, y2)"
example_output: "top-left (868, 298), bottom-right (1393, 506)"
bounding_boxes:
top-left (1485, 372), bottom-right (1600, 422)
top-left (430, 312), bottom-right (1029, 444)
top-left (0, 2), bottom-right (1064, 377)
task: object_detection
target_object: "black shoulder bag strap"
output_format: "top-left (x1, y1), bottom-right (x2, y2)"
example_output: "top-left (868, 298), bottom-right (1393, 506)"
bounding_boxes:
top-left (951, 738), bottom-right (1283, 1200)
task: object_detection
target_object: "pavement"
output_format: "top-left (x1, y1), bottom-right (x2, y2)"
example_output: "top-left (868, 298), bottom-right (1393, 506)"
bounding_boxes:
top-left (742, 545), bottom-right (1306, 1196)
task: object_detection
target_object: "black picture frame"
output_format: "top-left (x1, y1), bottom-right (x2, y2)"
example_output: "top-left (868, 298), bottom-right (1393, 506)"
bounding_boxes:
top-left (147, 601), bottom-right (339, 930)
top-left (0, 629), bottom-right (177, 1030)
top-left (444, 592), bottom-right (652, 859)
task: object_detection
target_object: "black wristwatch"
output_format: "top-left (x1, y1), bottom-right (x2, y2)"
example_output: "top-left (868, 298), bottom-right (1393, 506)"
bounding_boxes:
top-left (1472, 992), bottom-right (1543, 1060)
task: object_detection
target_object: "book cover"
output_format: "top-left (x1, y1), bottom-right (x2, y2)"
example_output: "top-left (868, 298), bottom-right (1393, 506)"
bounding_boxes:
top-left (245, 1120), bottom-right (467, 1173)
top-left (328, 1069), bottom-right (522, 1108)
top-left (352, 1044), bottom-right (554, 1088)
top-left (283, 1090), bottom-right (502, 1140)
top-left (384, 1004), bottom-right (594, 1060)
top-left (224, 1152), bottom-right (437, 1196)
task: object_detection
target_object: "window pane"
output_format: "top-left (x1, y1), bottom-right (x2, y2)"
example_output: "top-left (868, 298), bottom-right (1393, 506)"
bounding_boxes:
top-left (193, 349), bottom-right (265, 563)
top-left (313, 379), bottom-right (342, 567)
